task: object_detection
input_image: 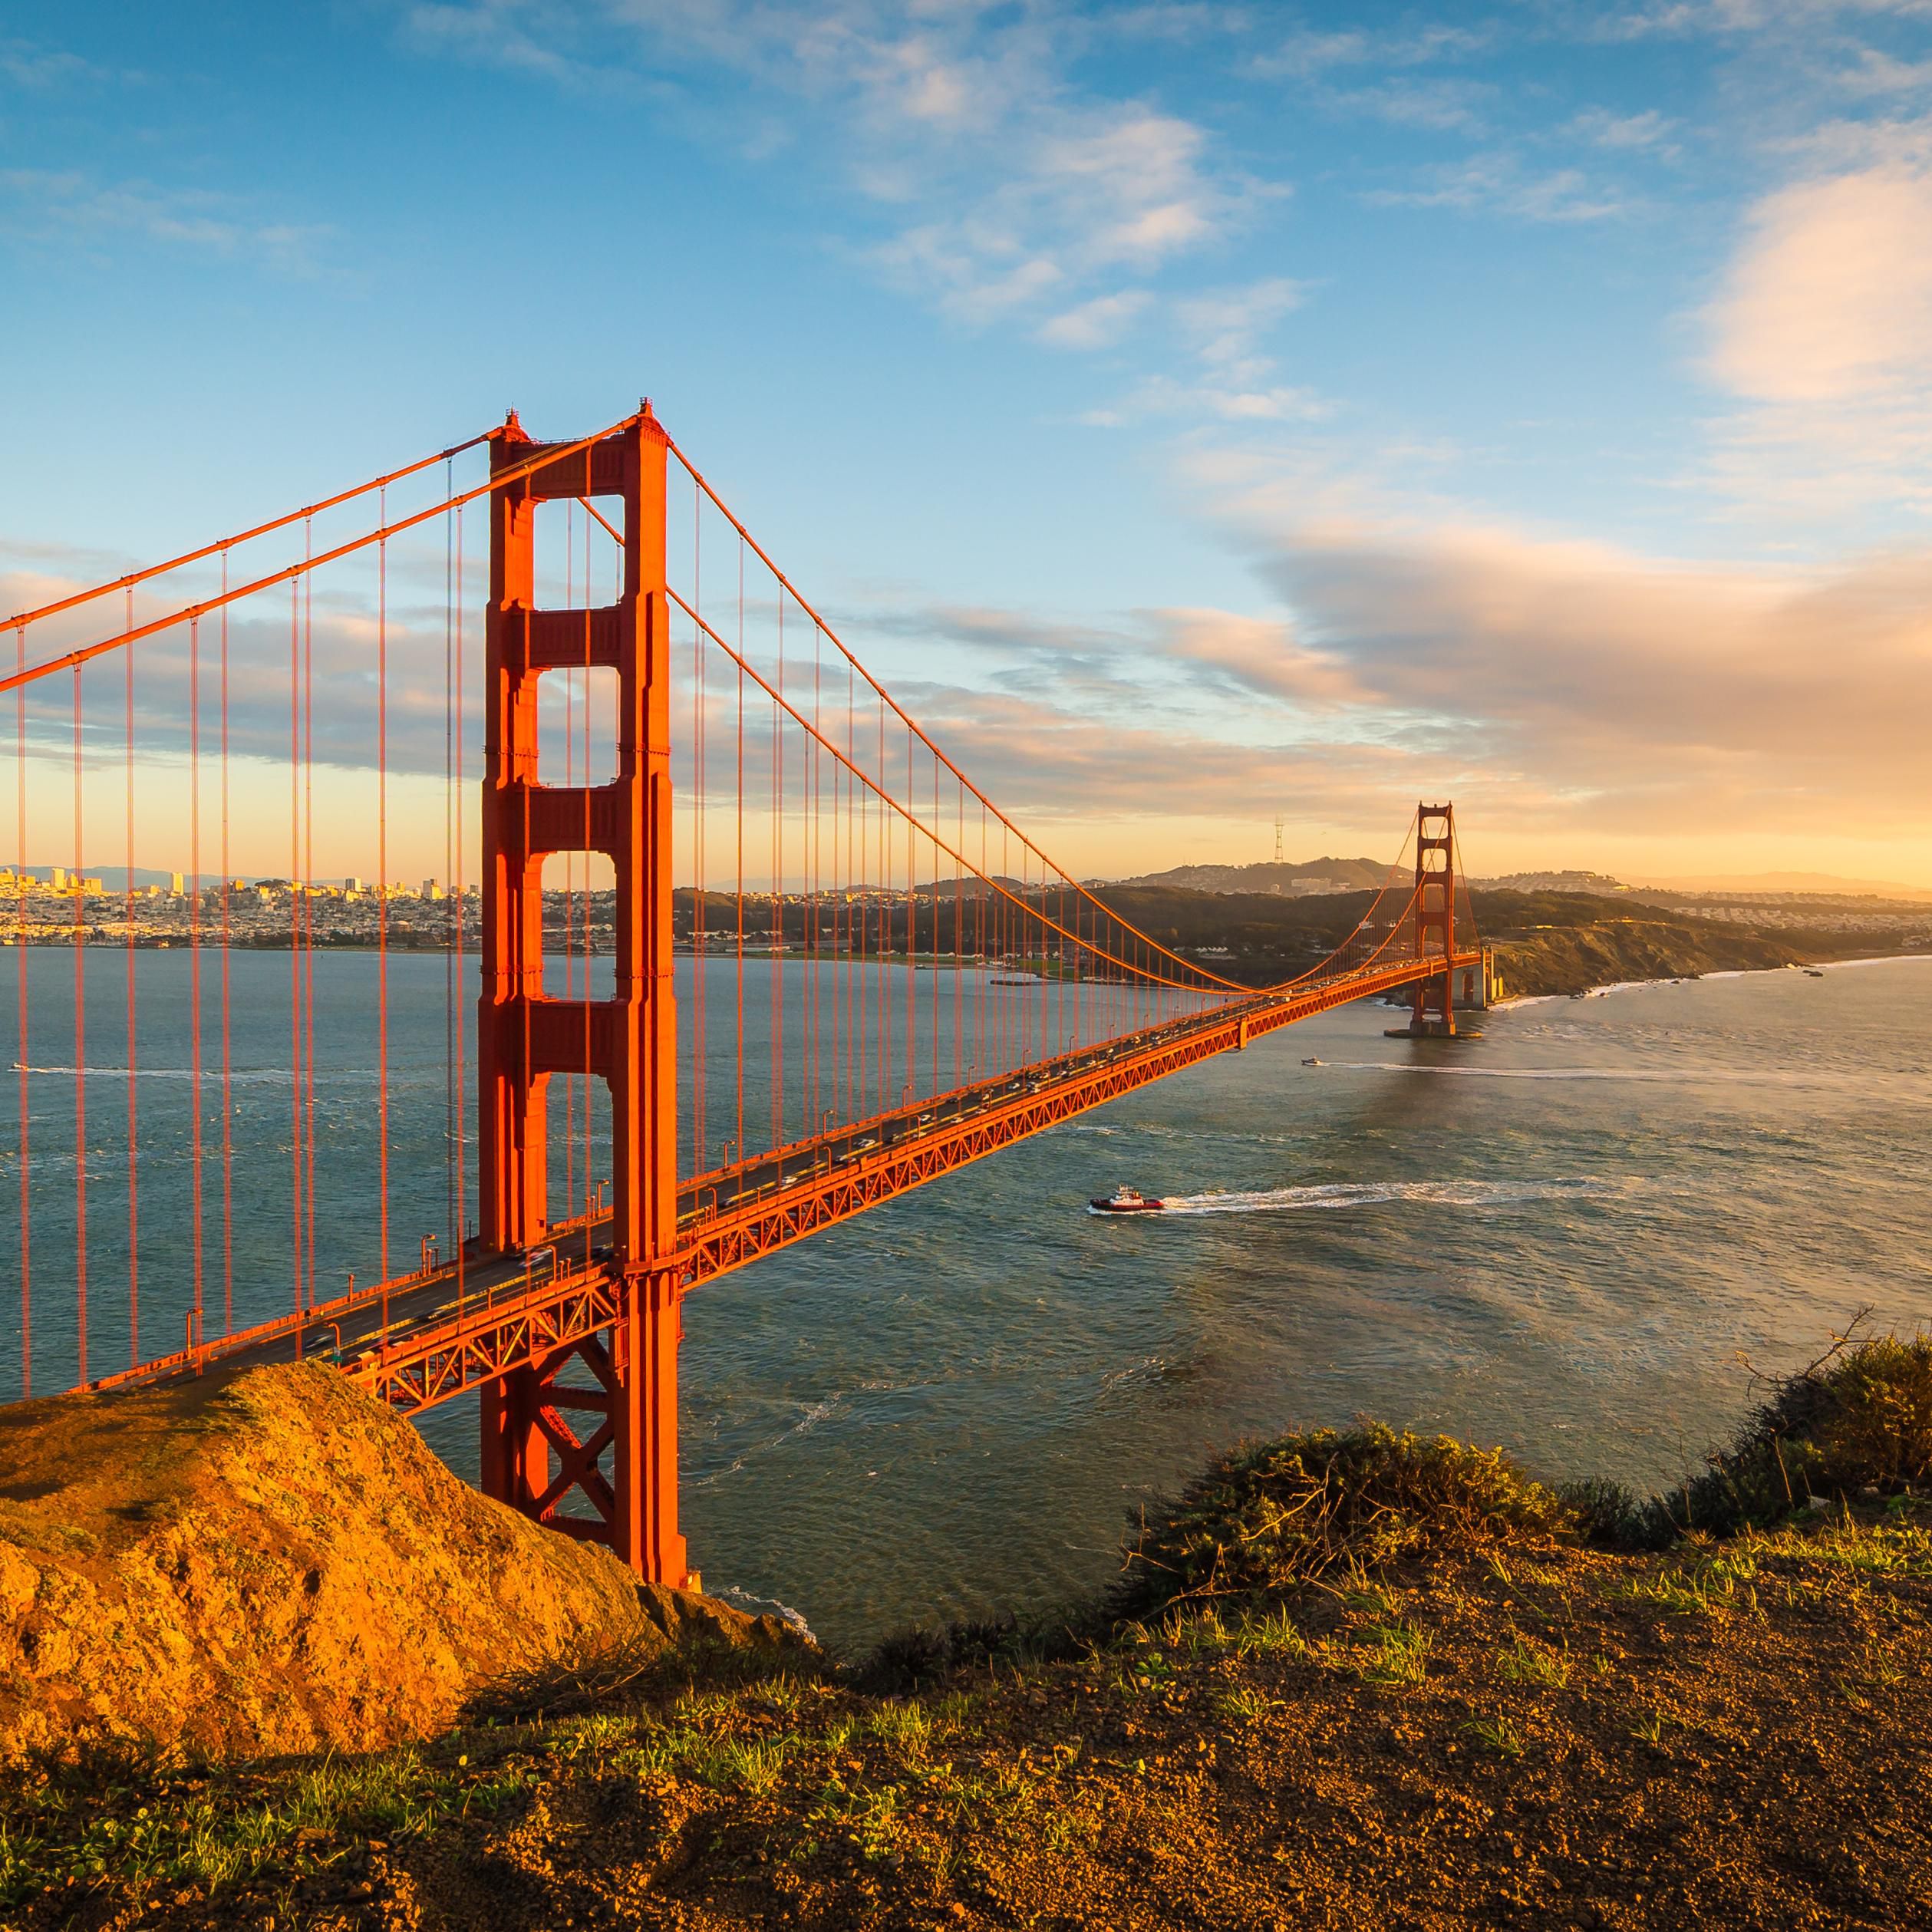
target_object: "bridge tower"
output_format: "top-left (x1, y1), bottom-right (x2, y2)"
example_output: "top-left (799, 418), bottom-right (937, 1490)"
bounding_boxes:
top-left (1409, 802), bottom-right (1456, 1037)
top-left (476, 408), bottom-right (690, 1586)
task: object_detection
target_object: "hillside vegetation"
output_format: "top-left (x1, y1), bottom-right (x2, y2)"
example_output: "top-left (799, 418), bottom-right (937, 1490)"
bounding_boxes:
top-left (1474, 891), bottom-right (1803, 997)
top-left (8, 1337), bottom-right (1930, 1930)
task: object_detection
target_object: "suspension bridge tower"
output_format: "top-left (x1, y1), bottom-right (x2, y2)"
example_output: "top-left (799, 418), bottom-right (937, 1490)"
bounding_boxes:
top-left (1409, 802), bottom-right (1457, 1036)
top-left (476, 408), bottom-right (691, 1587)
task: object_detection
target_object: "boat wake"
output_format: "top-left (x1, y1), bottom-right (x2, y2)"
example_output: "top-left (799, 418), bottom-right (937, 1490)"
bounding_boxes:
top-left (1158, 1177), bottom-right (1619, 1216)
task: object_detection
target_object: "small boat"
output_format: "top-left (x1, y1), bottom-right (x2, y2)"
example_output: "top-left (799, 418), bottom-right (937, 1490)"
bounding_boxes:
top-left (1090, 1185), bottom-right (1165, 1215)
top-left (1301, 1057), bottom-right (1321, 1066)
top-left (1805, 968), bottom-right (1825, 978)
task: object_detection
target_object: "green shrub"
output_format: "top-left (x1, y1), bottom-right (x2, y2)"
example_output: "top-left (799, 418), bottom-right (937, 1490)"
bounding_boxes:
top-left (1672, 1333), bottom-right (1932, 1538)
top-left (1113, 1423), bottom-right (1571, 1620)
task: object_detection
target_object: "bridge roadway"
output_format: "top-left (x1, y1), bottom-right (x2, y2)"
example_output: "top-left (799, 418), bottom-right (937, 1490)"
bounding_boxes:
top-left (91, 949), bottom-right (1481, 1413)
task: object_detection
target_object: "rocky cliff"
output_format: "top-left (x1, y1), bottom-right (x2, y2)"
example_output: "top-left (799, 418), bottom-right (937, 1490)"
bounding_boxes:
top-left (0, 1361), bottom-right (794, 1765)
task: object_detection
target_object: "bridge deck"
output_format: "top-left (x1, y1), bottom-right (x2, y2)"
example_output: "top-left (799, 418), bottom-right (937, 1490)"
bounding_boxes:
top-left (86, 951), bottom-right (1481, 1413)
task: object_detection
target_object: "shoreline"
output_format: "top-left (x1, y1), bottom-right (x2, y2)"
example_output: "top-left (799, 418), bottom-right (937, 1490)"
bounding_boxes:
top-left (1490, 948), bottom-right (1932, 1010)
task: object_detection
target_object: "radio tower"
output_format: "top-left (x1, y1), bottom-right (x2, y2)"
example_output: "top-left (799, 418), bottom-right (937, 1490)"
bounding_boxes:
top-left (1274, 816), bottom-right (1284, 864)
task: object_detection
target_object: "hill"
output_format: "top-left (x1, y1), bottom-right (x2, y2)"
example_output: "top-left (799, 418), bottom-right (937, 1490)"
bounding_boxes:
top-left (1100, 857), bottom-right (1392, 895)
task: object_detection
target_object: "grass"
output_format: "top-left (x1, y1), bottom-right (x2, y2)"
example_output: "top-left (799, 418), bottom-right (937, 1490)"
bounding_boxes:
top-left (1353, 1620), bottom-right (1432, 1686)
top-left (1461, 1715), bottom-right (1525, 1759)
top-left (1617, 1554), bottom-right (1762, 1617)
top-left (1496, 1640), bottom-right (1570, 1688)
top-left (0, 1746), bottom-right (534, 1905)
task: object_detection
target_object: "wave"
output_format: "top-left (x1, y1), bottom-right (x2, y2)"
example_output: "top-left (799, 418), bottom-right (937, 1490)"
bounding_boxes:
top-left (712, 1586), bottom-right (817, 1642)
top-left (689, 1394), bottom-right (841, 1490)
top-left (1159, 1177), bottom-right (1618, 1216)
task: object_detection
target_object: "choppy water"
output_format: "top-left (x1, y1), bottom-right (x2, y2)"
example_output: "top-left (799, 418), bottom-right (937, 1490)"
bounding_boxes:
top-left (5, 952), bottom-right (1929, 1650)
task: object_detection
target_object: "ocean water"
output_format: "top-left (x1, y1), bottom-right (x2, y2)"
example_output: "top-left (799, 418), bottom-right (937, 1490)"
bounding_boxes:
top-left (5, 951), bottom-right (1929, 1650)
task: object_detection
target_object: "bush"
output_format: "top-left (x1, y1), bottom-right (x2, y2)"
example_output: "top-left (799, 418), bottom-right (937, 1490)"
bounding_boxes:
top-left (1668, 1332), bottom-right (1932, 1538)
top-left (1112, 1423), bottom-right (1572, 1622)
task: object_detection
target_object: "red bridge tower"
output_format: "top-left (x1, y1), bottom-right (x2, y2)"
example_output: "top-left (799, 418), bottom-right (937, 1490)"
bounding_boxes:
top-left (476, 410), bottom-right (690, 1586)
top-left (1410, 802), bottom-right (1456, 1037)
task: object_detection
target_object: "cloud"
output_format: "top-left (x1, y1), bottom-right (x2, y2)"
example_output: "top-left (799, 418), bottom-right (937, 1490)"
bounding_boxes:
top-left (1076, 276), bottom-right (1321, 426)
top-left (1175, 277), bottom-right (1304, 373)
top-left (1148, 608), bottom-right (1369, 709)
top-left (0, 169), bottom-right (331, 271)
top-left (1835, 45), bottom-right (1932, 91)
top-left (1327, 77), bottom-right (1492, 134)
top-left (1090, 376), bottom-right (1330, 426)
top-left (1363, 153), bottom-right (1630, 221)
top-left (0, 39), bottom-right (107, 87)
top-left (1250, 23), bottom-right (1490, 81)
top-left (1036, 290), bottom-right (1152, 350)
top-left (403, 3), bottom-right (1273, 334)
top-left (1705, 157), bottom-right (1932, 402)
top-left (1699, 135), bottom-right (1932, 516)
top-left (1216, 496), bottom-right (1932, 836)
top-left (1568, 107), bottom-right (1679, 151)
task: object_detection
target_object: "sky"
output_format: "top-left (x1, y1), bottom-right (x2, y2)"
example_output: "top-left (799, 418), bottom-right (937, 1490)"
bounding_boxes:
top-left (3, 0), bottom-right (1931, 889)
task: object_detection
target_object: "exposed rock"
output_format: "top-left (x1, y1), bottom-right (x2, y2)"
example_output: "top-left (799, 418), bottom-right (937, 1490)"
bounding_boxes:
top-left (0, 1361), bottom-right (797, 1763)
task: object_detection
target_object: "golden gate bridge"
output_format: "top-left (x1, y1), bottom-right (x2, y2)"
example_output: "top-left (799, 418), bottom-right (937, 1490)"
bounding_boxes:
top-left (2, 405), bottom-right (1482, 1587)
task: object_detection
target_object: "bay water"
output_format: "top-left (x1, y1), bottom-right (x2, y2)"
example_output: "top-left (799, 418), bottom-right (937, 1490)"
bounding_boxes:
top-left (5, 951), bottom-right (1928, 1650)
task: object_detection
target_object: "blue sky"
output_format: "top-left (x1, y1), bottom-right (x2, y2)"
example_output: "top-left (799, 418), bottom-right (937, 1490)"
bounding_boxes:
top-left (5, 2), bottom-right (1931, 885)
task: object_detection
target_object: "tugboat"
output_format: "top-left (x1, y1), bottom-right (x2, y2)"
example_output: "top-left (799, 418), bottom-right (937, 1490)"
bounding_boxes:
top-left (1090, 1184), bottom-right (1165, 1215)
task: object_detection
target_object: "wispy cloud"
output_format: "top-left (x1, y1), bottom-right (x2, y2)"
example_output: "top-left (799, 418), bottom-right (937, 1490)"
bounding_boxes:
top-left (403, 2), bottom-right (1275, 335)
top-left (1363, 153), bottom-right (1630, 221)
top-left (1037, 290), bottom-right (1152, 351)
top-left (0, 170), bottom-right (332, 272)
top-left (1249, 22), bottom-right (1492, 81)
top-left (1080, 276), bottom-right (1323, 426)
top-left (1568, 106), bottom-right (1680, 152)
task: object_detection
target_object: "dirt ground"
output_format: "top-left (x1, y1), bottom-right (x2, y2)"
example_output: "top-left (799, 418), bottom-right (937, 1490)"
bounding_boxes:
top-left (12, 1497), bottom-right (1930, 1932)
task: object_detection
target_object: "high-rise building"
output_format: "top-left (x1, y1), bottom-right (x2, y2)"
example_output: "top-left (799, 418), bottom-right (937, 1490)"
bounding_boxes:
top-left (169, 871), bottom-right (184, 895)
top-left (422, 879), bottom-right (443, 900)
top-left (343, 875), bottom-right (364, 895)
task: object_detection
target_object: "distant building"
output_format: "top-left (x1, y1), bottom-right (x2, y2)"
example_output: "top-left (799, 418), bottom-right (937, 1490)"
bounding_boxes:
top-left (169, 871), bottom-right (185, 895)
top-left (343, 875), bottom-right (364, 895)
top-left (422, 879), bottom-right (443, 900)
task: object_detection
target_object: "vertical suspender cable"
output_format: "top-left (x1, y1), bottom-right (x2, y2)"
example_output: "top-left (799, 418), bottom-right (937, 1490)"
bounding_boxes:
top-left (765, 587), bottom-right (773, 1143)
top-left (734, 541), bottom-right (744, 1168)
top-left (124, 611), bottom-right (138, 1363)
top-left (219, 557), bottom-right (233, 1334)
top-left (444, 462), bottom-right (457, 1254)
top-left (377, 494), bottom-right (390, 1282)
top-left (288, 581), bottom-right (303, 1320)
top-left (15, 624), bottom-right (28, 1395)
top-left (187, 618), bottom-right (203, 1352)
top-left (302, 530), bottom-right (316, 1294)
top-left (564, 502), bottom-right (575, 1228)
top-left (455, 499), bottom-right (468, 1297)
top-left (692, 484), bottom-right (706, 1177)
top-left (71, 661), bottom-right (87, 1383)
